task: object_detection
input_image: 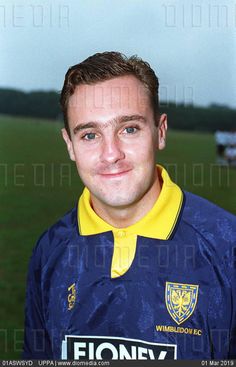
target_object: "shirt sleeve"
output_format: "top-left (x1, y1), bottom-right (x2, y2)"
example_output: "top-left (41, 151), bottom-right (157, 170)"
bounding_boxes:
top-left (228, 244), bottom-right (236, 358)
top-left (22, 235), bottom-right (53, 358)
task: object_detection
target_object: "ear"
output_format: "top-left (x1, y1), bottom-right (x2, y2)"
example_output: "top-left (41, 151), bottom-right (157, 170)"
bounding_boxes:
top-left (61, 128), bottom-right (75, 161)
top-left (157, 114), bottom-right (167, 150)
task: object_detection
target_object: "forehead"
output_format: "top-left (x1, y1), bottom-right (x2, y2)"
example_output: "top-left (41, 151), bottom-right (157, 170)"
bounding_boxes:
top-left (67, 75), bottom-right (152, 124)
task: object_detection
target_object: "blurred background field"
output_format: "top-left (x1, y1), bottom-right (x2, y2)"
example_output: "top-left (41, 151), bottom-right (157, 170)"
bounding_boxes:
top-left (0, 115), bottom-right (235, 358)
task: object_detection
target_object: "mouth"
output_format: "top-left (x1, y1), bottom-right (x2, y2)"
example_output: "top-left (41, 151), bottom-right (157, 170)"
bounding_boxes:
top-left (99, 169), bottom-right (132, 179)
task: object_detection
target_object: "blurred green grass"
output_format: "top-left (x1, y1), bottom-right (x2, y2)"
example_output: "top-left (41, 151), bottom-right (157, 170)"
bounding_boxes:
top-left (0, 115), bottom-right (235, 358)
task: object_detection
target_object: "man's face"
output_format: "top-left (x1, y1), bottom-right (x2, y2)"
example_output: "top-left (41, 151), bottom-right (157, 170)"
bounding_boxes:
top-left (62, 75), bottom-right (167, 209)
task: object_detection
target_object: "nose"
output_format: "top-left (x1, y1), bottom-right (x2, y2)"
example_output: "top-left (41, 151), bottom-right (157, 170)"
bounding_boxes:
top-left (100, 135), bottom-right (125, 164)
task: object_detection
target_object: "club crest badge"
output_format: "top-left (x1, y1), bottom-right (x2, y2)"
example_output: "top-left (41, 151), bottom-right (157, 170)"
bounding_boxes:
top-left (165, 282), bottom-right (199, 325)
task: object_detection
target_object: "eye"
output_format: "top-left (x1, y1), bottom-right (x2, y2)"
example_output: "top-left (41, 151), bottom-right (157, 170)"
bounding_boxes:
top-left (82, 132), bottom-right (97, 140)
top-left (124, 126), bottom-right (138, 134)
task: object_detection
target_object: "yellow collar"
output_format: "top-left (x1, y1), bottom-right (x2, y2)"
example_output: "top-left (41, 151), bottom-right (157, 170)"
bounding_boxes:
top-left (78, 165), bottom-right (183, 240)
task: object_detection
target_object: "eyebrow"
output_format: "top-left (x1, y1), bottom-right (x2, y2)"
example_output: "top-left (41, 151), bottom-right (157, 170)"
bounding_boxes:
top-left (72, 114), bottom-right (147, 135)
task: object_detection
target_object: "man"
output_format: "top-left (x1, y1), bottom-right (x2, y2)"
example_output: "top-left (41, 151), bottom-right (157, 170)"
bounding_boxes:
top-left (23, 52), bottom-right (236, 360)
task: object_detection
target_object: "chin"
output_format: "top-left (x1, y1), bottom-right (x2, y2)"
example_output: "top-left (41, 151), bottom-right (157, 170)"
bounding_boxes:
top-left (99, 192), bottom-right (140, 208)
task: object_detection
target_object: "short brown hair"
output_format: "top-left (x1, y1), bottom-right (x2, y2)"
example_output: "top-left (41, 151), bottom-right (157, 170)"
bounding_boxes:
top-left (60, 51), bottom-right (160, 134)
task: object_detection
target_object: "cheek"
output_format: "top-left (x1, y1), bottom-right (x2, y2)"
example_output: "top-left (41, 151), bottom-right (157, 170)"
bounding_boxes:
top-left (74, 146), bottom-right (98, 167)
top-left (74, 150), bottom-right (101, 183)
top-left (127, 140), bottom-right (155, 161)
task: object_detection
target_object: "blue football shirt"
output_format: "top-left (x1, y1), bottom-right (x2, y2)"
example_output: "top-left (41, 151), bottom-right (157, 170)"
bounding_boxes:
top-left (22, 166), bottom-right (236, 360)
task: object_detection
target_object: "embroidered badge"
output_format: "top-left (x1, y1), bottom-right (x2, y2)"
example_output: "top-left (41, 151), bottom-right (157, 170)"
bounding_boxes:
top-left (165, 282), bottom-right (199, 325)
top-left (68, 283), bottom-right (76, 310)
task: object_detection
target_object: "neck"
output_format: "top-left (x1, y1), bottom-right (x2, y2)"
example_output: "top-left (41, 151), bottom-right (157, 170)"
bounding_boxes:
top-left (90, 175), bottom-right (162, 228)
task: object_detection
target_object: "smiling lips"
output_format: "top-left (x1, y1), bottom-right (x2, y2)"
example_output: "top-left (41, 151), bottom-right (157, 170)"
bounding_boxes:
top-left (99, 169), bottom-right (132, 178)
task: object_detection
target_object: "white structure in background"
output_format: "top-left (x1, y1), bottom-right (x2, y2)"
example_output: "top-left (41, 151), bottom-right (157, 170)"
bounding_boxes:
top-left (215, 131), bottom-right (236, 166)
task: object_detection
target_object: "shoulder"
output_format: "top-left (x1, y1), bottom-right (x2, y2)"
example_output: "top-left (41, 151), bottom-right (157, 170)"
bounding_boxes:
top-left (181, 190), bottom-right (236, 247)
top-left (30, 205), bottom-right (79, 269)
top-left (183, 191), bottom-right (236, 223)
top-left (179, 191), bottom-right (236, 280)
